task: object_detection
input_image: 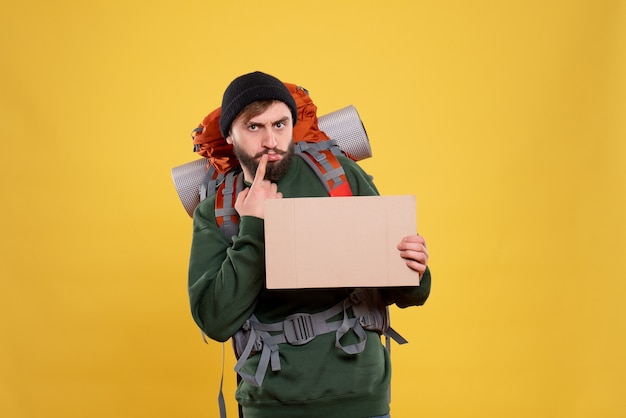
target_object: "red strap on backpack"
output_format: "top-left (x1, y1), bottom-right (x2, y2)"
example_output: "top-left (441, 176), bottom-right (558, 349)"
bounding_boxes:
top-left (302, 148), bottom-right (352, 197)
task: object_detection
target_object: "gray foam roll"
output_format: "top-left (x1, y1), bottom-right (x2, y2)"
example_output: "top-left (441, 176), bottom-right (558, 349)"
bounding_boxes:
top-left (171, 158), bottom-right (208, 217)
top-left (318, 105), bottom-right (372, 161)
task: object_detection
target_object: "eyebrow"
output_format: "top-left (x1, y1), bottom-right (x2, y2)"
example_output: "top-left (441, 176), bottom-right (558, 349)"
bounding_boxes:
top-left (247, 116), bottom-right (290, 126)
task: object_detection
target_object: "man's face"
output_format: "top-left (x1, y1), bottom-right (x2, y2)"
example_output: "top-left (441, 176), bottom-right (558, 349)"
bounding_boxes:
top-left (227, 101), bottom-right (295, 183)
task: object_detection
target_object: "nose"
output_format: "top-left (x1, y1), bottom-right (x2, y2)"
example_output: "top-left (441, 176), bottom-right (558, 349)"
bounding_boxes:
top-left (261, 129), bottom-right (277, 149)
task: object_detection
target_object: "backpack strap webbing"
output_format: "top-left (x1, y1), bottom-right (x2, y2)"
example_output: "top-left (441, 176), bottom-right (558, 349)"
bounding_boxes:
top-left (214, 169), bottom-right (244, 242)
top-left (233, 294), bottom-right (364, 387)
top-left (294, 141), bottom-right (353, 197)
top-left (200, 165), bottom-right (224, 203)
top-left (231, 289), bottom-right (407, 388)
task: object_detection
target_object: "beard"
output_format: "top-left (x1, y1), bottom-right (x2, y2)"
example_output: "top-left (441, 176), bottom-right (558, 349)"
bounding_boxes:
top-left (233, 140), bottom-right (295, 182)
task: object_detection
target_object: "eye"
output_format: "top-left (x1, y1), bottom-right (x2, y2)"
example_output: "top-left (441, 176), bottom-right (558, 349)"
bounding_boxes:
top-left (275, 121), bottom-right (285, 129)
top-left (248, 124), bottom-right (258, 131)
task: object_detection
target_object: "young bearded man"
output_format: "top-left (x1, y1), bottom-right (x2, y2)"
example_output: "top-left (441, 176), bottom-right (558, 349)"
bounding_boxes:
top-left (188, 71), bottom-right (431, 418)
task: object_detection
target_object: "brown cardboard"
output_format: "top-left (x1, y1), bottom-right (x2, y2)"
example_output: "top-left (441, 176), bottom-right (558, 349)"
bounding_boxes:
top-left (264, 195), bottom-right (419, 289)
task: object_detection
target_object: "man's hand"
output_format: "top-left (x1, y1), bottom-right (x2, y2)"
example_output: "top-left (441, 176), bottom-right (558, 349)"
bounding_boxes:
top-left (397, 235), bottom-right (429, 276)
top-left (234, 154), bottom-right (283, 219)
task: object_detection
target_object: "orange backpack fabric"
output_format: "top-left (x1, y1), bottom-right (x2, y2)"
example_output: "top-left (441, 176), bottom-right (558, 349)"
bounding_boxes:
top-left (191, 107), bottom-right (234, 174)
top-left (286, 83), bottom-right (330, 144)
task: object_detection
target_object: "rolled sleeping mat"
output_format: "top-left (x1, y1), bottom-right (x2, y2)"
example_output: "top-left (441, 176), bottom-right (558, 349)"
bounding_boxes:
top-left (171, 105), bottom-right (371, 218)
top-left (318, 104), bottom-right (371, 161)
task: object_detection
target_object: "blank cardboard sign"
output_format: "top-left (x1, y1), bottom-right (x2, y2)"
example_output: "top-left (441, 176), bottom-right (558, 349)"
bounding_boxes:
top-left (264, 195), bottom-right (419, 289)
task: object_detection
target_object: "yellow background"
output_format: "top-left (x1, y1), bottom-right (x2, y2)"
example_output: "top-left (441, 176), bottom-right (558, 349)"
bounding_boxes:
top-left (1, 0), bottom-right (625, 417)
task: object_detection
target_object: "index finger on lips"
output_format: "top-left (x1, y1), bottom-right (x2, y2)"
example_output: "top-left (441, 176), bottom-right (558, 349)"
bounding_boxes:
top-left (252, 154), bottom-right (268, 187)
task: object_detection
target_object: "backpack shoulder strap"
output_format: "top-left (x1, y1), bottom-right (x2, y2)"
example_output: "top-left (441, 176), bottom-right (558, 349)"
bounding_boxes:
top-left (214, 169), bottom-right (245, 243)
top-left (198, 165), bottom-right (245, 243)
top-left (294, 140), bottom-right (353, 197)
top-left (199, 164), bottom-right (224, 202)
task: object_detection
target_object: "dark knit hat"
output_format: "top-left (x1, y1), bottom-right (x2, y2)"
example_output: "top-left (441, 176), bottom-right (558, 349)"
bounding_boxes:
top-left (219, 71), bottom-right (298, 138)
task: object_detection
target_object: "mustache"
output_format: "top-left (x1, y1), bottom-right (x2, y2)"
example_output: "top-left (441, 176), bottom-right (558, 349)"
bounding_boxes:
top-left (252, 148), bottom-right (288, 159)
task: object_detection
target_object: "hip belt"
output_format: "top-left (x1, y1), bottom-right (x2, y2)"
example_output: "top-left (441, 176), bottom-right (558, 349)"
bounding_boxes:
top-left (231, 289), bottom-right (407, 387)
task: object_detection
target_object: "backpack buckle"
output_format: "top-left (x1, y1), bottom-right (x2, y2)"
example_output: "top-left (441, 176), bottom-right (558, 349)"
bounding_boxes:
top-left (350, 289), bottom-right (366, 304)
top-left (283, 313), bottom-right (315, 345)
top-left (358, 315), bottom-right (374, 327)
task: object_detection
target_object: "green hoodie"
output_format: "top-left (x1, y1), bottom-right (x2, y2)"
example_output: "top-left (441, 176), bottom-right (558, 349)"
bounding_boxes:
top-left (188, 155), bottom-right (431, 418)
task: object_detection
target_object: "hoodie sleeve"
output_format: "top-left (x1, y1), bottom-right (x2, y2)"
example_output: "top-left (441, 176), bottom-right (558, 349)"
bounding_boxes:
top-left (188, 197), bottom-right (267, 341)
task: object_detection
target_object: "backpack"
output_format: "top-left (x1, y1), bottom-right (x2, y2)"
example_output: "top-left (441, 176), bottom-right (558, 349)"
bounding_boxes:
top-left (171, 85), bottom-right (374, 220)
top-left (185, 84), bottom-right (365, 237)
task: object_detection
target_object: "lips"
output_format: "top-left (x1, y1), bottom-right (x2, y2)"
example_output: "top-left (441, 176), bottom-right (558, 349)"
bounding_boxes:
top-left (266, 153), bottom-right (282, 162)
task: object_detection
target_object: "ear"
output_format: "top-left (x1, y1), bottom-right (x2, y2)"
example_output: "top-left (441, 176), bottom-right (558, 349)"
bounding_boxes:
top-left (225, 135), bottom-right (233, 145)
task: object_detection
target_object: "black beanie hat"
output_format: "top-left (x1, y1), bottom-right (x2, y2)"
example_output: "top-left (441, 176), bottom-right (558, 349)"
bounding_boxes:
top-left (219, 71), bottom-right (298, 138)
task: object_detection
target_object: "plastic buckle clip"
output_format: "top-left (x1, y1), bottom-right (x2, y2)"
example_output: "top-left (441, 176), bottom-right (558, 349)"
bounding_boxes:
top-left (284, 313), bottom-right (315, 345)
top-left (359, 315), bottom-right (374, 327)
top-left (350, 290), bottom-right (365, 304)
